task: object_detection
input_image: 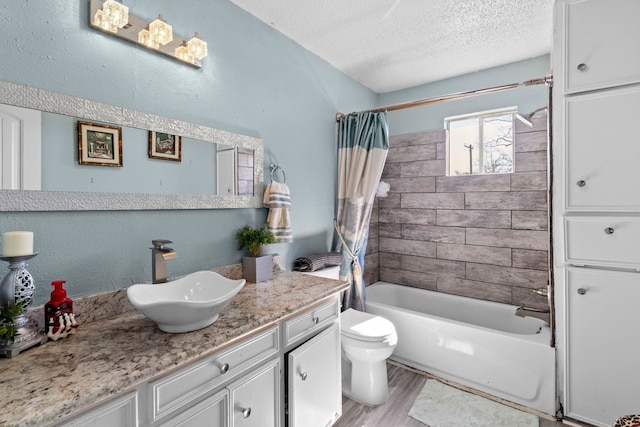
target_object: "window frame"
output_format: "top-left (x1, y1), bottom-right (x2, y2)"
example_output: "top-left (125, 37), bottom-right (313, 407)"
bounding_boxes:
top-left (445, 106), bottom-right (517, 176)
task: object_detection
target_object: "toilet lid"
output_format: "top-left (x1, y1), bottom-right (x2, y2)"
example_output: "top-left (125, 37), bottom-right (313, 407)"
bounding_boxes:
top-left (341, 309), bottom-right (396, 342)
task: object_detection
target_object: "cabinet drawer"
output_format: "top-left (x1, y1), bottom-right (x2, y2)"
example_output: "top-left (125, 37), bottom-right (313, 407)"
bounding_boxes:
top-left (562, 0), bottom-right (640, 94)
top-left (283, 299), bottom-right (339, 349)
top-left (565, 86), bottom-right (640, 211)
top-left (565, 217), bottom-right (640, 269)
top-left (149, 326), bottom-right (279, 422)
top-left (227, 358), bottom-right (280, 427)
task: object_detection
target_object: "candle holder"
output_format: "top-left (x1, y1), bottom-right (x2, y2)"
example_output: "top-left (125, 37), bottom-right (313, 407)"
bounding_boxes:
top-left (0, 253), bottom-right (47, 357)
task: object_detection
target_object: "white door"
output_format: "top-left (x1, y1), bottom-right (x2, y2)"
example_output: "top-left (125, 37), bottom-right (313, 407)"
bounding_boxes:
top-left (228, 358), bottom-right (280, 427)
top-left (0, 104), bottom-right (41, 190)
top-left (288, 323), bottom-right (341, 427)
top-left (217, 147), bottom-right (236, 196)
top-left (565, 268), bottom-right (640, 426)
top-left (564, 0), bottom-right (640, 94)
top-left (565, 86), bottom-right (640, 211)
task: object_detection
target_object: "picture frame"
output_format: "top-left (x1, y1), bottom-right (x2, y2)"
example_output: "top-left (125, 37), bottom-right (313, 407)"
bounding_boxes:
top-left (77, 121), bottom-right (123, 166)
top-left (148, 131), bottom-right (182, 162)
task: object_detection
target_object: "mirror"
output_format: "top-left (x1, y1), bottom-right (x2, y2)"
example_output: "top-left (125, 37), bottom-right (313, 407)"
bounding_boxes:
top-left (0, 79), bottom-right (264, 211)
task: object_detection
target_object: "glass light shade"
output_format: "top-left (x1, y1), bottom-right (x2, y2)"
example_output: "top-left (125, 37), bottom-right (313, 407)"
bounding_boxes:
top-left (138, 28), bottom-right (159, 49)
top-left (175, 42), bottom-right (194, 63)
top-left (187, 33), bottom-right (208, 60)
top-left (149, 15), bottom-right (173, 46)
top-left (94, 9), bottom-right (118, 33)
top-left (102, 0), bottom-right (129, 29)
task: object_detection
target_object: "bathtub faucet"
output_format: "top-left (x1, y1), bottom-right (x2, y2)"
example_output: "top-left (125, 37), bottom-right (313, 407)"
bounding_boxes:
top-left (515, 305), bottom-right (550, 325)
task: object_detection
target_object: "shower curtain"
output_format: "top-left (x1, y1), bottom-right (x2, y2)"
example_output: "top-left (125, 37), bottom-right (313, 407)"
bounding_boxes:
top-left (335, 111), bottom-right (389, 311)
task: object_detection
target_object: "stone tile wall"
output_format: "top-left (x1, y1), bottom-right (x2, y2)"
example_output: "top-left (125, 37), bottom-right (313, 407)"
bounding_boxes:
top-left (364, 116), bottom-right (549, 310)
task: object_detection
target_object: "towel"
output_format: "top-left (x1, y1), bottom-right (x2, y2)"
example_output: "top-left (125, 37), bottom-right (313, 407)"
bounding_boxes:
top-left (263, 181), bottom-right (293, 243)
top-left (293, 252), bottom-right (343, 272)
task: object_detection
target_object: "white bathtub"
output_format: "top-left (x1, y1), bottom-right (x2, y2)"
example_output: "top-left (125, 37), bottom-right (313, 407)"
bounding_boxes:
top-left (366, 282), bottom-right (556, 415)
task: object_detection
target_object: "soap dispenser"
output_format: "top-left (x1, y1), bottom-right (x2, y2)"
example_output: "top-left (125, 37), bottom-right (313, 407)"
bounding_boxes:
top-left (45, 280), bottom-right (78, 341)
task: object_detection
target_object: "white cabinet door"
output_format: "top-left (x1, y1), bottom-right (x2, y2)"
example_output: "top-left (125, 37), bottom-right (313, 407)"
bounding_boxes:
top-left (565, 86), bottom-right (640, 210)
top-left (228, 358), bottom-right (280, 427)
top-left (565, 268), bottom-right (640, 426)
top-left (58, 392), bottom-right (138, 427)
top-left (288, 323), bottom-right (341, 427)
top-left (157, 390), bottom-right (229, 427)
top-left (563, 0), bottom-right (640, 94)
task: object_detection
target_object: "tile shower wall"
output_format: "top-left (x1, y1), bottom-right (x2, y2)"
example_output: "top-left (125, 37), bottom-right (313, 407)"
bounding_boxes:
top-left (365, 116), bottom-right (549, 310)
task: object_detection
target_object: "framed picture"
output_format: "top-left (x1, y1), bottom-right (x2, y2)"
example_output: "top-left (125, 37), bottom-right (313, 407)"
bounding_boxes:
top-left (77, 121), bottom-right (123, 166)
top-left (148, 131), bottom-right (182, 161)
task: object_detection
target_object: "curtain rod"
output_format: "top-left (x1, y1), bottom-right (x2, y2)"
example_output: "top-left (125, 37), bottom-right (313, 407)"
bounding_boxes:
top-left (335, 74), bottom-right (553, 121)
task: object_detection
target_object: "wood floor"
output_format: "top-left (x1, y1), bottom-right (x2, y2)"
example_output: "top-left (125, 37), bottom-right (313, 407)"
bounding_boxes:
top-left (334, 362), bottom-right (565, 427)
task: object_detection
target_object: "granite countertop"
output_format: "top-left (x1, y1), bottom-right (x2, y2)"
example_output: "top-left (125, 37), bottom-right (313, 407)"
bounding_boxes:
top-left (0, 270), bottom-right (348, 427)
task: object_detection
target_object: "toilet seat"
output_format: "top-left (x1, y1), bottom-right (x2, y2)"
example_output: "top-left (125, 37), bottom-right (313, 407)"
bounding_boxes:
top-left (341, 308), bottom-right (396, 342)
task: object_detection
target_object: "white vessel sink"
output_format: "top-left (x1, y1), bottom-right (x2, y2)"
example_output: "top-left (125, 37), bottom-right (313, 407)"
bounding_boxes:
top-left (127, 270), bottom-right (246, 333)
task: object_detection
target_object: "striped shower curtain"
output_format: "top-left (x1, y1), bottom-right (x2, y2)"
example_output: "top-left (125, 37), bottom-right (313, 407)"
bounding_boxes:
top-left (335, 111), bottom-right (389, 311)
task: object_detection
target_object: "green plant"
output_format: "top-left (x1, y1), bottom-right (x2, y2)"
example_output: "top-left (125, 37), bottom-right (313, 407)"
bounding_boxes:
top-left (0, 303), bottom-right (24, 343)
top-left (236, 226), bottom-right (275, 257)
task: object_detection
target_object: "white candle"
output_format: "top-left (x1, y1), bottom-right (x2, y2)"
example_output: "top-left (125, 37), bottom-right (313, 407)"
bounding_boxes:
top-left (2, 231), bottom-right (34, 257)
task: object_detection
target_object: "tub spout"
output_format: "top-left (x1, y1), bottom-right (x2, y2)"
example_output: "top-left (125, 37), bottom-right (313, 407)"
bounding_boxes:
top-left (515, 305), bottom-right (550, 325)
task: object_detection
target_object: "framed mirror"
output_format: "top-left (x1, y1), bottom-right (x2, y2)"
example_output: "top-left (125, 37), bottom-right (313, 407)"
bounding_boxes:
top-left (0, 79), bottom-right (264, 211)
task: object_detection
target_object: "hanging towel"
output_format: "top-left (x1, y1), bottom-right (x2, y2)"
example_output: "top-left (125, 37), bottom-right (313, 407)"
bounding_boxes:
top-left (263, 181), bottom-right (293, 243)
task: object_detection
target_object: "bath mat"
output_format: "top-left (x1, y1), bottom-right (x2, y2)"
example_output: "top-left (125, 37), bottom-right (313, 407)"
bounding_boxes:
top-left (408, 379), bottom-right (539, 427)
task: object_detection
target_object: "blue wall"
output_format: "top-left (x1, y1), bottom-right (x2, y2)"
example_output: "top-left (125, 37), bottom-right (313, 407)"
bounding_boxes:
top-left (381, 55), bottom-right (550, 136)
top-left (0, 1), bottom-right (375, 304)
top-left (0, 1), bottom-right (550, 306)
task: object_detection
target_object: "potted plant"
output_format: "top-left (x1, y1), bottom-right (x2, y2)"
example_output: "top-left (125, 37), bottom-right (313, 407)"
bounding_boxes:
top-left (236, 225), bottom-right (275, 283)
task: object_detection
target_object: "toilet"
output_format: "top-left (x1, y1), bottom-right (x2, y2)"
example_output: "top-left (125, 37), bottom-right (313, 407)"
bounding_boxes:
top-left (340, 308), bottom-right (397, 406)
top-left (302, 265), bottom-right (398, 406)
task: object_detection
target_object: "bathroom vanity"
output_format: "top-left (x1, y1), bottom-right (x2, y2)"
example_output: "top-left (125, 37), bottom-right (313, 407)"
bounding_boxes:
top-left (0, 270), bottom-right (348, 427)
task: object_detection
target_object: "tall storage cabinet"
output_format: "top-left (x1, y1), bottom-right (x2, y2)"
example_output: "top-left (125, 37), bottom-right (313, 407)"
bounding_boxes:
top-left (553, 1), bottom-right (640, 426)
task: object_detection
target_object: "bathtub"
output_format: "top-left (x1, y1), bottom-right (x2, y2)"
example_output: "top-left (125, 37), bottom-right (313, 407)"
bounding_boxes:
top-left (366, 282), bottom-right (556, 415)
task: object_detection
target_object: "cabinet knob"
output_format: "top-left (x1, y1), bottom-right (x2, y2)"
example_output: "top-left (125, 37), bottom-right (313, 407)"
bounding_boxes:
top-left (312, 316), bottom-right (319, 325)
top-left (577, 63), bottom-right (587, 71)
top-left (604, 227), bottom-right (615, 235)
top-left (242, 407), bottom-right (252, 418)
top-left (576, 180), bottom-right (586, 187)
top-left (577, 288), bottom-right (587, 295)
top-left (300, 372), bottom-right (308, 381)
top-left (219, 363), bottom-right (230, 374)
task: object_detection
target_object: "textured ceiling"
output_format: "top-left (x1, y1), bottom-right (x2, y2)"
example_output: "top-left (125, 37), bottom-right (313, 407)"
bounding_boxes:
top-left (229, 0), bottom-right (554, 93)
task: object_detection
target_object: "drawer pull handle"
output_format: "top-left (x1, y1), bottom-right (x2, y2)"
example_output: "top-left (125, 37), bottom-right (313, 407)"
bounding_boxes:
top-left (576, 180), bottom-right (586, 187)
top-left (242, 407), bottom-right (252, 418)
top-left (300, 372), bottom-right (308, 381)
top-left (604, 227), bottom-right (615, 235)
top-left (577, 288), bottom-right (587, 295)
top-left (219, 363), bottom-right (230, 374)
top-left (577, 63), bottom-right (587, 71)
top-left (312, 316), bottom-right (319, 325)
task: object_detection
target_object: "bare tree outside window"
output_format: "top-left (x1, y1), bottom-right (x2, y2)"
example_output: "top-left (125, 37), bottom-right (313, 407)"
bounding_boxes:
top-left (446, 108), bottom-right (515, 176)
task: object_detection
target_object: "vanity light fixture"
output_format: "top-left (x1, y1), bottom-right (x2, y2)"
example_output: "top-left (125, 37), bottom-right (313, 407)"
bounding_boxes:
top-left (89, 0), bottom-right (207, 68)
top-left (147, 15), bottom-right (173, 46)
top-left (93, 0), bottom-right (129, 33)
top-left (187, 33), bottom-right (208, 61)
top-left (175, 41), bottom-right (194, 63)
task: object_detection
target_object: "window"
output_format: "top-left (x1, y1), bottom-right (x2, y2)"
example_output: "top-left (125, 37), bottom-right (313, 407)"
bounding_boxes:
top-left (445, 107), bottom-right (515, 176)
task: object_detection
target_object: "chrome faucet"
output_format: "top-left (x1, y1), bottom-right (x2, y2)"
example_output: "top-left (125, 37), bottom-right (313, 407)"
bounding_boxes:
top-left (151, 239), bottom-right (178, 284)
top-left (515, 305), bottom-right (550, 325)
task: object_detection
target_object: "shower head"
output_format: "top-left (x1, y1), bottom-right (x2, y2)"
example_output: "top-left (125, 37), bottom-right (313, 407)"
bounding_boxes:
top-left (516, 106), bottom-right (548, 127)
top-left (515, 112), bottom-right (533, 127)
